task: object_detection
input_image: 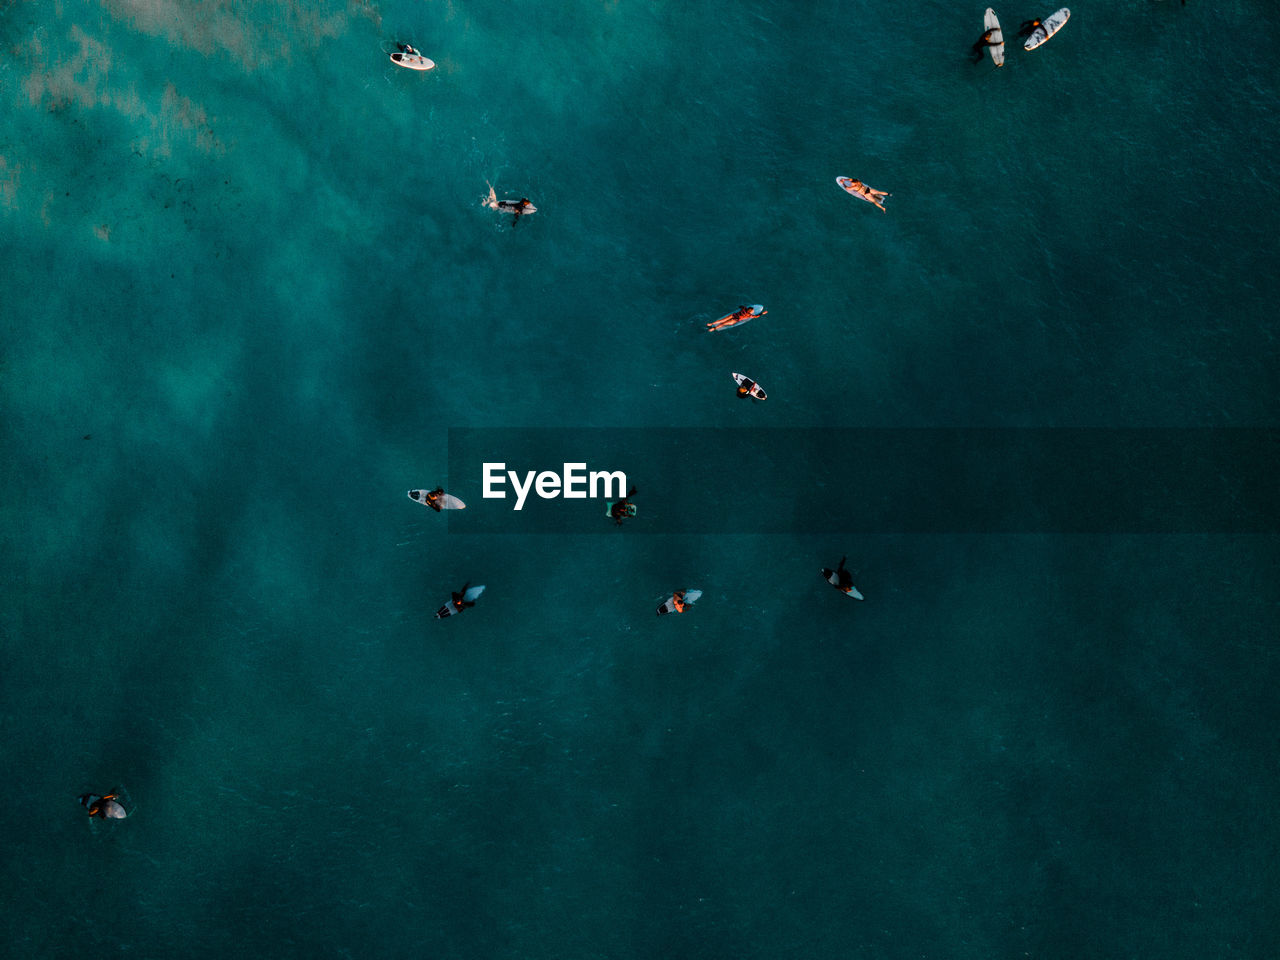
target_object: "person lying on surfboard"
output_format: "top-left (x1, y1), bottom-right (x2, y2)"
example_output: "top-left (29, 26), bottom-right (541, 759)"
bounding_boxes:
top-left (840, 178), bottom-right (890, 212)
top-left (707, 305), bottom-right (765, 331)
top-left (610, 486), bottom-right (637, 526)
top-left (970, 29), bottom-right (999, 62)
top-left (1016, 19), bottom-right (1042, 38)
top-left (735, 375), bottom-right (761, 399)
top-left (669, 590), bottom-right (688, 614)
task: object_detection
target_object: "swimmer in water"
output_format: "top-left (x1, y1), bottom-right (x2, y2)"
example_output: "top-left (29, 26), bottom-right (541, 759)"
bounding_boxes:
top-left (970, 28), bottom-right (999, 63)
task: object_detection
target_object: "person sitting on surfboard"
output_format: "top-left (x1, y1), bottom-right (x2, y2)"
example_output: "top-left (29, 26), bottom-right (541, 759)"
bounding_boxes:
top-left (397, 42), bottom-right (421, 56)
top-left (970, 29), bottom-right (999, 62)
top-left (450, 582), bottom-right (478, 613)
top-left (1016, 19), bottom-right (1042, 38)
top-left (610, 486), bottom-right (637, 526)
top-left (829, 556), bottom-right (859, 596)
top-left (79, 793), bottom-right (125, 819)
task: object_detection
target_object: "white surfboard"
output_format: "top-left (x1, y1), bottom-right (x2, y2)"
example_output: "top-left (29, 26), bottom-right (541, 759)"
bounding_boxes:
top-left (984, 8), bottom-right (1005, 67)
top-left (707, 305), bottom-right (766, 332)
top-left (435, 584), bottom-right (485, 619)
top-left (390, 49), bottom-right (435, 71)
top-left (732, 372), bottom-right (767, 400)
top-left (656, 588), bottom-right (702, 616)
top-left (1024, 8), bottom-right (1069, 51)
top-left (821, 567), bottom-right (865, 600)
top-left (408, 489), bottom-right (466, 511)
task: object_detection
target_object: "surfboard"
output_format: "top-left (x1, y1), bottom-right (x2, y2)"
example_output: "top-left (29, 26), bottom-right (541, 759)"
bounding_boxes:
top-left (707, 305), bottom-right (766, 332)
top-left (984, 8), bottom-right (1005, 67)
top-left (390, 51), bottom-right (435, 71)
top-left (656, 588), bottom-right (702, 616)
top-left (435, 585), bottom-right (485, 619)
top-left (408, 490), bottom-right (466, 511)
top-left (821, 567), bottom-right (865, 600)
top-left (605, 502), bottom-right (637, 518)
top-left (732, 372), bottom-right (767, 400)
top-left (1023, 8), bottom-right (1069, 51)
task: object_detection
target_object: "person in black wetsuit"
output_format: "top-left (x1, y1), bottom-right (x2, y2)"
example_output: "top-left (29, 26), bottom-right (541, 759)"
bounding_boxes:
top-left (610, 487), bottom-right (637, 526)
top-left (970, 28), bottom-right (998, 62)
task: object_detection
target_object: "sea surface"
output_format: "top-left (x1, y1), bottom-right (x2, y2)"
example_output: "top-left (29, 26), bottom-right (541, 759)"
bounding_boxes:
top-left (2, 1), bottom-right (1278, 957)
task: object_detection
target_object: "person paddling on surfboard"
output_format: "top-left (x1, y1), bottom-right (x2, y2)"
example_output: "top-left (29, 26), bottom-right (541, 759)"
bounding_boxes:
top-left (610, 486), bottom-right (637, 526)
top-left (670, 590), bottom-right (688, 614)
top-left (969, 29), bottom-right (999, 62)
top-left (1016, 19), bottom-right (1042, 38)
top-left (418, 486), bottom-right (445, 511)
top-left (735, 375), bottom-right (760, 399)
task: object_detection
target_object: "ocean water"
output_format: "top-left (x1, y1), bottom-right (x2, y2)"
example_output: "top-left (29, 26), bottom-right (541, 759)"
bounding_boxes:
top-left (2, 0), bottom-right (1278, 957)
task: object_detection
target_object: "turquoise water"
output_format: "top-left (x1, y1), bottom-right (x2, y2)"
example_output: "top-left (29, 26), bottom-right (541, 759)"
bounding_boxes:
top-left (2, 0), bottom-right (1278, 956)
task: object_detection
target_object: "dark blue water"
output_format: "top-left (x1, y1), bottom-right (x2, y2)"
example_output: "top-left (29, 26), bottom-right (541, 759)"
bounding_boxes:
top-left (3, 1), bottom-right (1278, 956)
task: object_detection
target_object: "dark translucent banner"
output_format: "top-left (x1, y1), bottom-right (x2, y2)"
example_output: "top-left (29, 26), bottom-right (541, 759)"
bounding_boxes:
top-left (444, 428), bottom-right (1278, 534)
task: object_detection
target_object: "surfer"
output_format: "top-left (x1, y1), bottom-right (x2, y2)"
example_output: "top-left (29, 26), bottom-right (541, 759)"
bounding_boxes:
top-left (843, 179), bottom-right (890, 212)
top-left (79, 793), bottom-right (126, 820)
top-left (707, 305), bottom-right (761, 332)
top-left (969, 29), bottom-right (999, 62)
top-left (610, 486), bottom-right (637, 526)
top-left (735, 375), bottom-right (759, 399)
top-left (422, 487), bottom-right (444, 511)
top-left (484, 184), bottom-right (535, 226)
top-left (449, 582), bottom-right (478, 613)
top-left (823, 556), bottom-right (864, 598)
top-left (669, 590), bottom-right (688, 614)
top-left (505, 198), bottom-right (533, 227)
top-left (397, 42), bottom-right (420, 55)
top-left (1016, 18), bottom-right (1042, 38)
